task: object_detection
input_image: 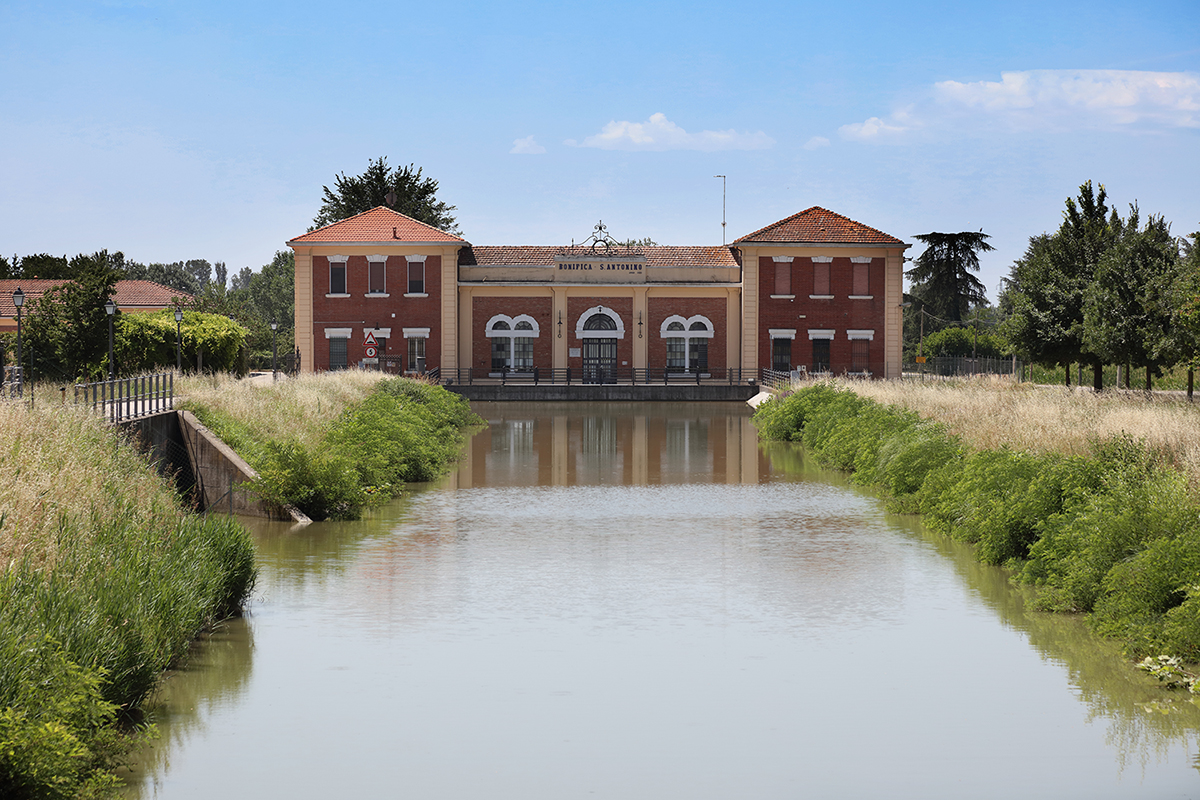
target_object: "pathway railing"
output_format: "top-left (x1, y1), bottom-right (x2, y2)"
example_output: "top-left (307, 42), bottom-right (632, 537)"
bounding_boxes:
top-left (1, 365), bottom-right (22, 399)
top-left (440, 366), bottom-right (759, 386)
top-left (75, 373), bottom-right (174, 422)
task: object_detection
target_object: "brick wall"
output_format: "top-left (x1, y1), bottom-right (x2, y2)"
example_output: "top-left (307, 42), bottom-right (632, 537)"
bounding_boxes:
top-left (310, 254), bottom-right (442, 371)
top-left (757, 256), bottom-right (885, 375)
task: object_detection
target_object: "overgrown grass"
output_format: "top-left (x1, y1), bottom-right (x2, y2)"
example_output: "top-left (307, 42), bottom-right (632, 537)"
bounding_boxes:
top-left (0, 402), bottom-right (256, 799)
top-left (178, 373), bottom-right (481, 520)
top-left (841, 376), bottom-right (1200, 484)
top-left (754, 382), bottom-right (1200, 662)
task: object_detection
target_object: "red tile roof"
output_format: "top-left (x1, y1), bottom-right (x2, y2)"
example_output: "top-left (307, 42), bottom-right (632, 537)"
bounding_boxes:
top-left (0, 279), bottom-right (194, 319)
top-left (461, 245), bottom-right (739, 269)
top-left (288, 206), bottom-right (466, 245)
top-left (735, 207), bottom-right (905, 245)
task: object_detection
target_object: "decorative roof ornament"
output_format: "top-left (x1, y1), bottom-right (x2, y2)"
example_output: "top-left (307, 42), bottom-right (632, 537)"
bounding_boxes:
top-left (557, 220), bottom-right (644, 257)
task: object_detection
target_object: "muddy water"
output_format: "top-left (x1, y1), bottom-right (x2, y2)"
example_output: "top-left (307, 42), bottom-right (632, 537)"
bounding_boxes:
top-left (122, 402), bottom-right (1200, 799)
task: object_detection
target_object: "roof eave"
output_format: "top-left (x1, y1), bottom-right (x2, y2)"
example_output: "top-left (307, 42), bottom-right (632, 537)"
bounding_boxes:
top-left (733, 240), bottom-right (910, 249)
top-left (287, 239), bottom-right (470, 248)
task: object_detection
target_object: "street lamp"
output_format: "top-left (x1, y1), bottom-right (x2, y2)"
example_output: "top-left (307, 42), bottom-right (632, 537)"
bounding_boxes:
top-left (174, 306), bottom-right (183, 372)
top-left (105, 298), bottom-right (116, 380)
top-left (12, 287), bottom-right (24, 397)
top-left (270, 319), bottom-right (279, 381)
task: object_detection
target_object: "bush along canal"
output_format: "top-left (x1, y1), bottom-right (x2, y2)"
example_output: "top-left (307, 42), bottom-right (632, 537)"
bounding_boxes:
top-left (753, 383), bottom-right (1200, 670)
top-left (178, 374), bottom-right (482, 521)
top-left (0, 402), bottom-right (256, 800)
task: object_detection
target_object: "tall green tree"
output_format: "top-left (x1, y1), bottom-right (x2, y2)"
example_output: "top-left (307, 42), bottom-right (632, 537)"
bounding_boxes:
top-left (311, 157), bottom-right (458, 233)
top-left (905, 231), bottom-right (993, 323)
top-left (1082, 207), bottom-right (1179, 390)
top-left (1001, 181), bottom-right (1121, 390)
top-left (21, 251), bottom-right (124, 379)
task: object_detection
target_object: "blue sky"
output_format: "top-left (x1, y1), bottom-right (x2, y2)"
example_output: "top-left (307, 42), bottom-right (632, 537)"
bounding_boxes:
top-left (2, 0), bottom-right (1197, 299)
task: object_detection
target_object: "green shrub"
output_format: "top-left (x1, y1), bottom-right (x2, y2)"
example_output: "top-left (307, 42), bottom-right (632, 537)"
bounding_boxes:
top-left (875, 421), bottom-right (961, 501)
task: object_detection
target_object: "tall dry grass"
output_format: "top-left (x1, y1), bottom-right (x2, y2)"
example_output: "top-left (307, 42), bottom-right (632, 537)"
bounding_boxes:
top-left (810, 376), bottom-right (1200, 482)
top-left (0, 401), bottom-right (182, 571)
top-left (176, 371), bottom-right (381, 454)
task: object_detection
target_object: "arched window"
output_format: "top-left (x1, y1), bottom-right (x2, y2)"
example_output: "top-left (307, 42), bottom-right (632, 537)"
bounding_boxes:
top-left (486, 314), bottom-right (540, 372)
top-left (660, 315), bottom-right (714, 373)
top-left (574, 306), bottom-right (625, 339)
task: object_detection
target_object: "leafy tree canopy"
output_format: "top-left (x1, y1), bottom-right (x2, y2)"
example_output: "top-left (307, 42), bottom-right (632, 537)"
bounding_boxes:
top-left (311, 157), bottom-right (458, 233)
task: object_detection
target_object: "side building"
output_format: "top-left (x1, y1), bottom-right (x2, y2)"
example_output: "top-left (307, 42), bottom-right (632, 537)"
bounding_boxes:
top-left (289, 206), bottom-right (908, 379)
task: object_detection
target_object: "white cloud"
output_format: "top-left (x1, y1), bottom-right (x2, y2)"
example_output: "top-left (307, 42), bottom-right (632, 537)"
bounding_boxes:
top-left (802, 136), bottom-right (830, 150)
top-left (573, 112), bottom-right (774, 152)
top-left (934, 70), bottom-right (1200, 129)
top-left (838, 116), bottom-right (908, 141)
top-left (510, 135), bottom-right (546, 155)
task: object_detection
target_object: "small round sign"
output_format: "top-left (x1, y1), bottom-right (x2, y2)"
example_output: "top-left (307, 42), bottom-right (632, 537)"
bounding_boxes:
top-left (365, 346), bottom-right (377, 358)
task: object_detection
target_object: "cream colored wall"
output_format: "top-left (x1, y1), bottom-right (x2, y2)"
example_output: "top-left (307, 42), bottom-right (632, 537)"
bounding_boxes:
top-left (292, 248), bottom-right (314, 373)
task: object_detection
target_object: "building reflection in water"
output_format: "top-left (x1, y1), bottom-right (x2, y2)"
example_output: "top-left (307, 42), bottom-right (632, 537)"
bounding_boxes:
top-left (451, 401), bottom-right (770, 489)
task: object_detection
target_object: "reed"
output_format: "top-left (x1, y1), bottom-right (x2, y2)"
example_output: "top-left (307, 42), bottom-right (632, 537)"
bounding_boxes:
top-left (814, 376), bottom-right (1200, 483)
top-left (0, 401), bottom-right (256, 799)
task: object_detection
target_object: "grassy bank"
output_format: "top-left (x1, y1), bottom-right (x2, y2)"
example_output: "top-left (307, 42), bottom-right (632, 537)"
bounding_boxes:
top-left (754, 380), bottom-right (1200, 662)
top-left (0, 403), bottom-right (256, 799)
top-left (177, 373), bottom-right (481, 520)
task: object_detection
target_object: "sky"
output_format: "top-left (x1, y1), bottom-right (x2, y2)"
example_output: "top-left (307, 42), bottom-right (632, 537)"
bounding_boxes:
top-left (1, 0), bottom-right (1197, 300)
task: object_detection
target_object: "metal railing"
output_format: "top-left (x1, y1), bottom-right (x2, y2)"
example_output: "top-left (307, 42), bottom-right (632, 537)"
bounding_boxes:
top-left (904, 356), bottom-right (1022, 379)
top-left (439, 366), bottom-right (759, 386)
top-left (1, 365), bottom-right (22, 399)
top-left (75, 373), bottom-right (174, 422)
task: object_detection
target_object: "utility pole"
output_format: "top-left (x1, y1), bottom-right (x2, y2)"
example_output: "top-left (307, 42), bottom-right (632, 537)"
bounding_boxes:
top-left (713, 175), bottom-right (726, 245)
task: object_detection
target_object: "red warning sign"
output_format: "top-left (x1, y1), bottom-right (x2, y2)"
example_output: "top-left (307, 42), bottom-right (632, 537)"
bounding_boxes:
top-left (364, 332), bottom-right (378, 347)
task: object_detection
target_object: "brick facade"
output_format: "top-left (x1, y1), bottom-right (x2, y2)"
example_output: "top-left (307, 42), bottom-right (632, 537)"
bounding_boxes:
top-left (470, 295), bottom-right (554, 372)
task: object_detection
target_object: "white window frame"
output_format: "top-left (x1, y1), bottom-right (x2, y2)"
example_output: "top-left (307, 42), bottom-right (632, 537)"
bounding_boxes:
top-left (660, 315), bottom-right (715, 374)
top-left (326, 255), bottom-right (349, 298)
top-left (485, 314), bottom-right (541, 374)
top-left (405, 255), bottom-right (428, 297)
top-left (366, 255), bottom-right (388, 297)
top-left (575, 306), bottom-right (625, 339)
top-left (403, 328), bottom-right (429, 373)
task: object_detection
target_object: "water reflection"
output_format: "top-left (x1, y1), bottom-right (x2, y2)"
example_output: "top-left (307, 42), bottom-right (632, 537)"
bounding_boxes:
top-left (122, 402), bottom-right (1200, 799)
top-left (456, 402), bottom-right (768, 487)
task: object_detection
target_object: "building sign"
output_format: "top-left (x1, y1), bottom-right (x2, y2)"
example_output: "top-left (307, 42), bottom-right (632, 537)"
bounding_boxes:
top-left (552, 256), bottom-right (647, 284)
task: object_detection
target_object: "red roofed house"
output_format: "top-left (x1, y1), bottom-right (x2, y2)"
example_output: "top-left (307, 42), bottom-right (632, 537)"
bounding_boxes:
top-left (289, 206), bottom-right (909, 379)
top-left (0, 279), bottom-right (194, 333)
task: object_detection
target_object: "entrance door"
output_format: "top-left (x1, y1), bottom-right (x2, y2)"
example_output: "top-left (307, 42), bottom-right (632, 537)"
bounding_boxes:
top-left (582, 338), bottom-right (618, 383)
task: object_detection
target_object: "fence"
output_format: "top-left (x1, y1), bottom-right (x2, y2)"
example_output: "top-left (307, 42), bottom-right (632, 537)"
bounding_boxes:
top-left (75, 373), bottom-right (174, 422)
top-left (1, 365), bottom-right (22, 399)
top-left (438, 366), bottom-right (761, 386)
top-left (904, 356), bottom-right (1023, 379)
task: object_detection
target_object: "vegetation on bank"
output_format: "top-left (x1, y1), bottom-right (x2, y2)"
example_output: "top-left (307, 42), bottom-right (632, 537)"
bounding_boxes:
top-left (0, 403), bottom-right (256, 799)
top-left (177, 372), bottom-right (481, 520)
top-left (754, 381), bottom-right (1200, 662)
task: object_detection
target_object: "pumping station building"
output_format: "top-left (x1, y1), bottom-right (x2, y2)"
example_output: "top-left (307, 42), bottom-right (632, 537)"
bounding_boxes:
top-left (290, 206), bottom-right (909, 386)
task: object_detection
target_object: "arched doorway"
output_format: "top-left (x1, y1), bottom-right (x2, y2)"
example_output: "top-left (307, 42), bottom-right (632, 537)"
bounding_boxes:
top-left (581, 312), bottom-right (618, 383)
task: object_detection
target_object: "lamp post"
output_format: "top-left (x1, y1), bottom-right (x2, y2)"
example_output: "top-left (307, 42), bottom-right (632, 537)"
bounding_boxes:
top-left (270, 319), bottom-right (279, 381)
top-left (174, 306), bottom-right (183, 372)
top-left (12, 286), bottom-right (24, 397)
top-left (105, 298), bottom-right (116, 380)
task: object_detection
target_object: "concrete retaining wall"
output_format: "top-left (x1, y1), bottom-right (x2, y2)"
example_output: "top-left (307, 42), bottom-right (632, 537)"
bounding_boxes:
top-left (120, 411), bottom-right (310, 524)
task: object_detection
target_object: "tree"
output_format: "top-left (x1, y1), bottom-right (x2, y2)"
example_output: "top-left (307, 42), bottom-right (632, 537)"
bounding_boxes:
top-left (1082, 207), bottom-right (1179, 390)
top-left (906, 231), bottom-right (993, 323)
top-left (311, 157), bottom-right (458, 233)
top-left (1001, 181), bottom-right (1121, 390)
top-left (21, 251), bottom-right (124, 379)
top-left (16, 253), bottom-right (71, 279)
top-left (123, 260), bottom-right (202, 295)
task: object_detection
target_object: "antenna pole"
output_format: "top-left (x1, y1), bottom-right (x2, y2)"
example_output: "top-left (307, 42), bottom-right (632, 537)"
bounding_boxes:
top-left (713, 175), bottom-right (726, 245)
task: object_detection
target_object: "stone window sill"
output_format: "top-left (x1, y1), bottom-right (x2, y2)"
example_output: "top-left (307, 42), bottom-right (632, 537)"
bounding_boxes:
top-left (769, 294), bottom-right (795, 300)
top-left (809, 294), bottom-right (834, 300)
top-left (365, 292), bottom-right (390, 298)
top-left (325, 293), bottom-right (351, 298)
top-left (404, 293), bottom-right (429, 298)
top-left (848, 295), bottom-right (874, 300)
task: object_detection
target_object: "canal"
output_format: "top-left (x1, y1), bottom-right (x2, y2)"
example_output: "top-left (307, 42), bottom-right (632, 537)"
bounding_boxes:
top-left (122, 402), bottom-right (1200, 799)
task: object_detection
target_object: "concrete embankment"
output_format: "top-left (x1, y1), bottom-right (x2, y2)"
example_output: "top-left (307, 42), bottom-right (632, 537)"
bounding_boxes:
top-left (120, 410), bottom-right (310, 524)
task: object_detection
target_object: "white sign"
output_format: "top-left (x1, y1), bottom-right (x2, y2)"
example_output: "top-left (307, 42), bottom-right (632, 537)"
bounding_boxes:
top-left (569, 348), bottom-right (581, 358)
